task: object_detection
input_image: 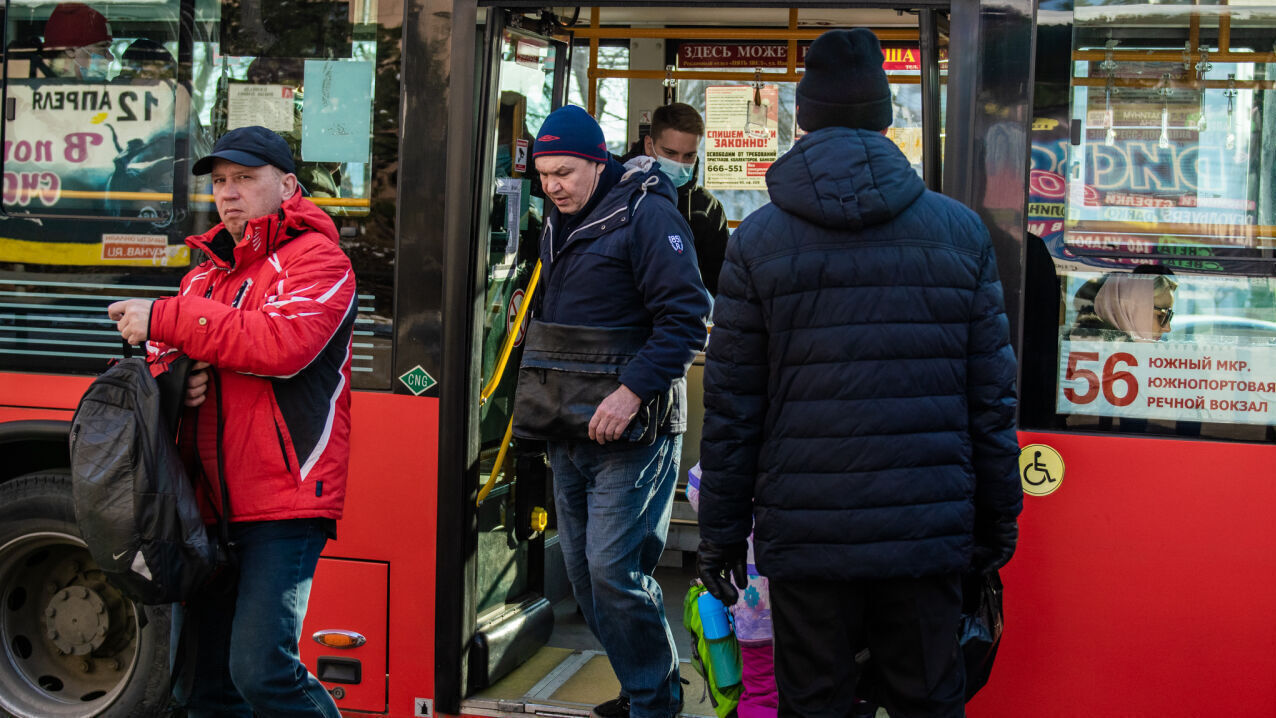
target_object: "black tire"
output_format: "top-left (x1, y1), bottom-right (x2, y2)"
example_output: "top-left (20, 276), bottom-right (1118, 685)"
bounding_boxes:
top-left (0, 472), bottom-right (172, 718)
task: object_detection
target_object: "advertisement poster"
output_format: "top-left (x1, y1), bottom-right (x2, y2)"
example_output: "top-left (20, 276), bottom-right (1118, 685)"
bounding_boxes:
top-left (1056, 338), bottom-right (1276, 425)
top-left (677, 43), bottom-right (942, 71)
top-left (703, 85), bottom-right (779, 191)
top-left (0, 80), bottom-right (186, 265)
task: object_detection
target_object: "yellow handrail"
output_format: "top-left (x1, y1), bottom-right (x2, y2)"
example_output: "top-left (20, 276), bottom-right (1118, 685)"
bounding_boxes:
top-left (475, 260), bottom-right (543, 505)
top-left (477, 416), bottom-right (514, 506)
top-left (479, 259), bottom-right (541, 405)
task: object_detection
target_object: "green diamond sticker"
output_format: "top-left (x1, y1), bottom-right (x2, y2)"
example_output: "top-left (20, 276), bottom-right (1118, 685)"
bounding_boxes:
top-left (398, 365), bottom-right (437, 396)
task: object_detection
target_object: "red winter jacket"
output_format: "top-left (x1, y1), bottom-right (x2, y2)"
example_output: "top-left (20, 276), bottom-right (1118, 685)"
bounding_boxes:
top-left (147, 192), bottom-right (356, 523)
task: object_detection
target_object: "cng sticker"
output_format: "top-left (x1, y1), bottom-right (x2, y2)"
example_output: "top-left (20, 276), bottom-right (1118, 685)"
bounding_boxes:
top-left (1019, 444), bottom-right (1064, 496)
top-left (507, 289), bottom-right (529, 347)
top-left (398, 365), bottom-right (437, 396)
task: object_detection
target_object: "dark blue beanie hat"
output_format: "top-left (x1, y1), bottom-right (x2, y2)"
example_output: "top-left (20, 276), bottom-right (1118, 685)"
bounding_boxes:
top-left (533, 105), bottom-right (609, 164)
top-left (797, 29), bottom-right (893, 132)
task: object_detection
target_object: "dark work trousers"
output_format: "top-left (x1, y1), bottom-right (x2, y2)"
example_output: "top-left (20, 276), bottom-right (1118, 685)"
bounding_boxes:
top-left (769, 574), bottom-right (965, 718)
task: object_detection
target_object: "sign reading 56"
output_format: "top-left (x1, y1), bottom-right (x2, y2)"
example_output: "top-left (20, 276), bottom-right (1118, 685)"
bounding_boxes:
top-left (1062, 350), bottom-right (1139, 407)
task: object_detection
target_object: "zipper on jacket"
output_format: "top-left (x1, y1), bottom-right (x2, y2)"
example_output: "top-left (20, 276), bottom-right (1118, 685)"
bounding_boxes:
top-left (274, 419), bottom-right (292, 473)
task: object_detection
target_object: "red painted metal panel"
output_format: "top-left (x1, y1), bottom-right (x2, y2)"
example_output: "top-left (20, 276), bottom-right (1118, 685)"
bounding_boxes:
top-left (0, 372), bottom-right (91, 409)
top-left (0, 408), bottom-right (73, 422)
top-left (334, 392), bottom-right (439, 717)
top-left (971, 431), bottom-right (1276, 716)
top-left (302, 558), bottom-right (390, 712)
top-left (0, 379), bottom-right (441, 717)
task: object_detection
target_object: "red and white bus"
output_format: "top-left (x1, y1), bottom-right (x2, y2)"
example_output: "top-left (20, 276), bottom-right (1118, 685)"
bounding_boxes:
top-left (0, 2), bottom-right (1271, 717)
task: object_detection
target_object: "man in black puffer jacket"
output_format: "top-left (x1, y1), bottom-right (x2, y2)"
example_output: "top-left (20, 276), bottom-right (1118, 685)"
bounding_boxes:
top-left (696, 29), bottom-right (1021, 718)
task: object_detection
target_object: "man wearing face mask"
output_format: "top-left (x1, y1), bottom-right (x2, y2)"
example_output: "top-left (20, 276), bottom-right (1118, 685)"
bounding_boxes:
top-left (42, 3), bottom-right (114, 82)
top-left (621, 103), bottom-right (730, 294)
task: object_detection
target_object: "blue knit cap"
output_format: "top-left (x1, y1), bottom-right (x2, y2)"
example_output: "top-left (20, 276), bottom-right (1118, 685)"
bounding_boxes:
top-left (533, 105), bottom-right (609, 163)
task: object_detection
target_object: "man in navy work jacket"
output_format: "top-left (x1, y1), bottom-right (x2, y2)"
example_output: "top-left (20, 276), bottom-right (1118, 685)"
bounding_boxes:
top-left (695, 29), bottom-right (1022, 718)
top-left (516, 105), bottom-right (710, 718)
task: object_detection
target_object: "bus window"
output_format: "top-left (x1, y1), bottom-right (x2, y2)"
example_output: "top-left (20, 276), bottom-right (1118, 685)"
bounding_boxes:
top-left (1021, 0), bottom-right (1276, 442)
top-left (3, 1), bottom-right (190, 223)
top-left (567, 40), bottom-right (629, 155)
top-left (576, 34), bottom-right (945, 225)
top-left (0, 0), bottom-right (400, 390)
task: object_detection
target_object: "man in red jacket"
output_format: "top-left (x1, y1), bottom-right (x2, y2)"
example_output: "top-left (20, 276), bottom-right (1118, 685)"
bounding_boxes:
top-left (108, 125), bottom-right (354, 718)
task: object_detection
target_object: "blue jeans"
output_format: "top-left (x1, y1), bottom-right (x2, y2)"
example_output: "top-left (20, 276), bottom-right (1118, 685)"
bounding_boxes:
top-left (171, 519), bottom-right (340, 718)
top-left (549, 435), bottom-right (683, 718)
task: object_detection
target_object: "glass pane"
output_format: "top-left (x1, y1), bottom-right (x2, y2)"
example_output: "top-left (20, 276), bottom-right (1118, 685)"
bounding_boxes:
top-left (677, 35), bottom-right (946, 224)
top-left (474, 27), bottom-right (559, 614)
top-left (3, 1), bottom-right (188, 222)
top-left (1025, 0), bottom-right (1276, 442)
top-left (0, 0), bottom-right (400, 388)
top-left (567, 41), bottom-right (628, 155)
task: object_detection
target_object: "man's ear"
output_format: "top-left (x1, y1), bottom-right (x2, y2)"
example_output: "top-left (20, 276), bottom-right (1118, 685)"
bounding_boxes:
top-left (281, 172), bottom-right (299, 199)
top-left (644, 135), bottom-right (655, 157)
top-left (595, 162), bottom-right (606, 176)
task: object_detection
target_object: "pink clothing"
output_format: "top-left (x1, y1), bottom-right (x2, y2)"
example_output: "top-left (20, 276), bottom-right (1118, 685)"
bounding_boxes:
top-left (738, 642), bottom-right (778, 718)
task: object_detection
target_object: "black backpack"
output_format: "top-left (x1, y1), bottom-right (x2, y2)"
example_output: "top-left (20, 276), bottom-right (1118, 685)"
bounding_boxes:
top-left (68, 356), bottom-right (231, 605)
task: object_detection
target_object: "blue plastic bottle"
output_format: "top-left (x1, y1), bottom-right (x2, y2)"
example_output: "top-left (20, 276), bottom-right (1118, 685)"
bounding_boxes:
top-left (697, 591), bottom-right (742, 687)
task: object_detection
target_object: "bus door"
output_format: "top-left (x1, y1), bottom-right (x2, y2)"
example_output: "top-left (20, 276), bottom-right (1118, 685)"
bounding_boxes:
top-left (441, 4), bottom-right (966, 716)
top-left (465, 7), bottom-right (571, 697)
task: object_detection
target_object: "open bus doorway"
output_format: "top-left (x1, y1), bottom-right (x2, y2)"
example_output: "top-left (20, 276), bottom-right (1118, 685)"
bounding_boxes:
top-left (456, 5), bottom-right (951, 716)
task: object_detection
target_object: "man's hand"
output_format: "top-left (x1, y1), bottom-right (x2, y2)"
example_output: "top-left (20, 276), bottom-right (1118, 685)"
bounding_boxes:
top-left (588, 385), bottom-right (642, 444)
top-left (971, 514), bottom-right (1018, 575)
top-left (107, 299), bottom-right (155, 346)
top-left (185, 361), bottom-right (212, 407)
top-left (696, 539), bottom-right (748, 606)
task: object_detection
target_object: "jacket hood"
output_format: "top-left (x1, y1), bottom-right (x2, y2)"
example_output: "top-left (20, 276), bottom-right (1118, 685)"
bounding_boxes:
top-left (546, 156), bottom-right (679, 259)
top-left (765, 127), bottom-right (925, 230)
top-left (187, 192), bottom-right (340, 267)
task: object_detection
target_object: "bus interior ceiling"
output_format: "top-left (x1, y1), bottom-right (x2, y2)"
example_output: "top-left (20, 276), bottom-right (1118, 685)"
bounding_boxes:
top-left (467, 6), bottom-right (938, 716)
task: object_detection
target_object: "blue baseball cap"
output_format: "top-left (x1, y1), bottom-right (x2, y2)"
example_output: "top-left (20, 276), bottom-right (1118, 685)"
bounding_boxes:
top-left (192, 126), bottom-right (296, 176)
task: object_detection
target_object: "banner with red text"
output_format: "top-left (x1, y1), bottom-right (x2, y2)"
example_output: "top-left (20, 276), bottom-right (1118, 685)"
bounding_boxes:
top-left (703, 85), bottom-right (779, 191)
top-left (1056, 338), bottom-right (1276, 425)
top-left (4, 80), bottom-right (177, 215)
top-left (677, 43), bottom-right (941, 70)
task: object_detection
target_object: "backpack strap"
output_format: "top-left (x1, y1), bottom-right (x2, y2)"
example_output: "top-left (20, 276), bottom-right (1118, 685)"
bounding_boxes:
top-left (170, 367), bottom-right (234, 702)
top-left (189, 367), bottom-right (233, 557)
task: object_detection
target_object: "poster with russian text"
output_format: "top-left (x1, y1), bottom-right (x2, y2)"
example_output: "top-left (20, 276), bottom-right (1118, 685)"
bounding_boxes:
top-left (1056, 339), bottom-right (1276, 425)
top-left (704, 85), bottom-right (779, 190)
top-left (0, 80), bottom-right (189, 265)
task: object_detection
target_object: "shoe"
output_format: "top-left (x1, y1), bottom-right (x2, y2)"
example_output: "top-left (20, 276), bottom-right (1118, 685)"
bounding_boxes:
top-left (592, 695), bottom-right (630, 718)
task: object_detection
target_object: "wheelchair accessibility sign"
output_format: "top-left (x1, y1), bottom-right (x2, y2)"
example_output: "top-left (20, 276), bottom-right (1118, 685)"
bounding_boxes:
top-left (1019, 444), bottom-right (1064, 497)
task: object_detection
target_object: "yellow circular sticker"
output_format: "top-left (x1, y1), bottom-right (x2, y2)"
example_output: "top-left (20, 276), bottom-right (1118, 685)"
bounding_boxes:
top-left (1019, 444), bottom-right (1065, 496)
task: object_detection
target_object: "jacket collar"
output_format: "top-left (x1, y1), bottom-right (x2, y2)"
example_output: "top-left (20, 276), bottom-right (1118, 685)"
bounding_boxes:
top-left (186, 192), bottom-right (339, 270)
top-left (548, 157), bottom-right (675, 258)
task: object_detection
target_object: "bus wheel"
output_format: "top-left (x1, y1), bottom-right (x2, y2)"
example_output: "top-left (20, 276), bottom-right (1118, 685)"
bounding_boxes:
top-left (0, 472), bottom-right (171, 718)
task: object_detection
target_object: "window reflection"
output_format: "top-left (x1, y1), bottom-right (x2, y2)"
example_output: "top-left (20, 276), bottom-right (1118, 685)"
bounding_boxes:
top-left (0, 0), bottom-right (401, 388)
top-left (1024, 0), bottom-right (1276, 442)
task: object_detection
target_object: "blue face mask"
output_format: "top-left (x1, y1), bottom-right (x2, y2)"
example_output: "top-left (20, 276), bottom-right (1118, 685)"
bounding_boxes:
top-left (655, 155), bottom-right (696, 188)
top-left (80, 53), bottom-right (111, 81)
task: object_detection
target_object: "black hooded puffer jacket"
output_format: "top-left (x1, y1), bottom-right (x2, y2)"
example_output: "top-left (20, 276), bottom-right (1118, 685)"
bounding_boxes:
top-left (697, 127), bottom-right (1021, 581)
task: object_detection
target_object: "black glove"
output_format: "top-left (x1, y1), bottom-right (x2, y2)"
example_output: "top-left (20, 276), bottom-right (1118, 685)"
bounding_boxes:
top-left (696, 539), bottom-right (748, 605)
top-left (971, 515), bottom-right (1018, 575)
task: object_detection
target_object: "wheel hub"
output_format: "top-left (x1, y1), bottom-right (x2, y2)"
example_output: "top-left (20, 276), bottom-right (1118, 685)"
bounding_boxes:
top-left (44, 585), bottom-right (110, 656)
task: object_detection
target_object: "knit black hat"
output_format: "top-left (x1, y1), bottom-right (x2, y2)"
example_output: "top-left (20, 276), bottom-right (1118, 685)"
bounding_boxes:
top-left (797, 29), bottom-right (893, 132)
